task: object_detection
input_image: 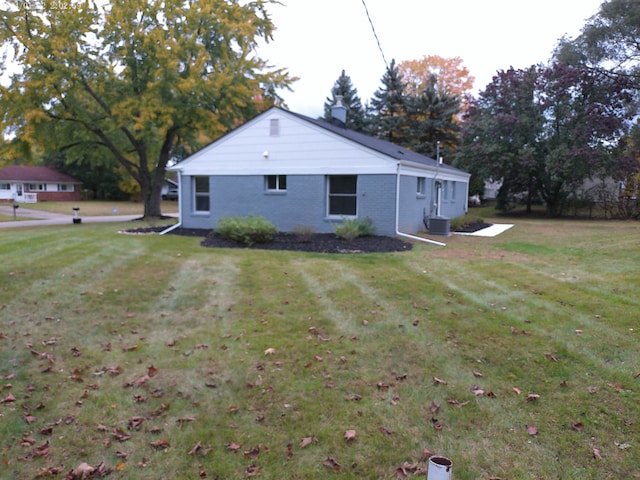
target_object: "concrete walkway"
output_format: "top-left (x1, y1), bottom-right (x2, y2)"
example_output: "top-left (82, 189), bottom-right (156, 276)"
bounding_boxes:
top-left (454, 223), bottom-right (514, 237)
top-left (0, 205), bottom-right (158, 228)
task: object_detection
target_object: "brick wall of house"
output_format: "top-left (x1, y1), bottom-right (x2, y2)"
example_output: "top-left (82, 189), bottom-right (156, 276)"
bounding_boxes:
top-left (34, 191), bottom-right (82, 202)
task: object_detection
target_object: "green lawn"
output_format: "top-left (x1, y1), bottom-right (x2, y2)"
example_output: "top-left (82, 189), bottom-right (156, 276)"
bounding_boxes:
top-left (0, 217), bottom-right (638, 479)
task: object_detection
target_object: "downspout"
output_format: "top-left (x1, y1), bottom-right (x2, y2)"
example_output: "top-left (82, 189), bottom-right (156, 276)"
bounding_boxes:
top-left (464, 175), bottom-right (469, 214)
top-left (395, 163), bottom-right (446, 247)
top-left (160, 170), bottom-right (182, 235)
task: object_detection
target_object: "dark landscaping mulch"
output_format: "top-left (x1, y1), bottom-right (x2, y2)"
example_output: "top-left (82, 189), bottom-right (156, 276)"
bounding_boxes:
top-left (453, 222), bottom-right (493, 233)
top-left (122, 225), bottom-right (413, 254)
top-left (200, 232), bottom-right (413, 253)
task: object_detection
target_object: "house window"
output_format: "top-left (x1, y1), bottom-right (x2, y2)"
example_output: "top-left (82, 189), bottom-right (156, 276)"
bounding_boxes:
top-left (270, 119), bottom-right (280, 136)
top-left (58, 184), bottom-right (74, 192)
top-left (417, 177), bottom-right (426, 196)
top-left (451, 181), bottom-right (456, 201)
top-left (193, 176), bottom-right (210, 212)
top-left (28, 184), bottom-right (45, 191)
top-left (443, 181), bottom-right (449, 201)
top-left (327, 175), bottom-right (357, 217)
top-left (265, 175), bottom-right (287, 192)
top-left (0, 183), bottom-right (9, 190)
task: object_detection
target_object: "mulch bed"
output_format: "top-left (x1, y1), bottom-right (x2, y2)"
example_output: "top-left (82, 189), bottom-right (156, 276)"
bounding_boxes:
top-left (122, 225), bottom-right (413, 254)
top-left (453, 222), bottom-right (493, 233)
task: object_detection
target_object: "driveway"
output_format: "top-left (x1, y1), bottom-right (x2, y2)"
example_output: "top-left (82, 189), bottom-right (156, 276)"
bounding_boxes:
top-left (0, 205), bottom-right (156, 228)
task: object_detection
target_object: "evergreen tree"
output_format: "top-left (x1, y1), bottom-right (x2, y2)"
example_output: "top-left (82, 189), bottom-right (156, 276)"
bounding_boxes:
top-left (323, 70), bottom-right (367, 131)
top-left (368, 60), bottom-right (408, 143)
top-left (404, 73), bottom-right (461, 158)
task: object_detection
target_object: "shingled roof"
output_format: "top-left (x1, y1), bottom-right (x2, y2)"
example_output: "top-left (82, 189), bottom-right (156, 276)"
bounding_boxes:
top-left (0, 166), bottom-right (82, 184)
top-left (285, 108), bottom-right (464, 174)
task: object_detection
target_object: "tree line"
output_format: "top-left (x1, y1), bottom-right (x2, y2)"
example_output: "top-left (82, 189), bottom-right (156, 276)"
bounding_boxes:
top-left (1, 0), bottom-right (639, 218)
top-left (323, 0), bottom-right (640, 217)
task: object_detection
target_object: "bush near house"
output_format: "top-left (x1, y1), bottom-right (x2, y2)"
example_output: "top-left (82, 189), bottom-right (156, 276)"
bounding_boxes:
top-left (216, 215), bottom-right (278, 245)
top-left (335, 216), bottom-right (376, 241)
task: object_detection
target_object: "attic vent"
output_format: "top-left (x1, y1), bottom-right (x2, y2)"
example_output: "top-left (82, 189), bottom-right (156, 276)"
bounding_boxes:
top-left (270, 119), bottom-right (280, 136)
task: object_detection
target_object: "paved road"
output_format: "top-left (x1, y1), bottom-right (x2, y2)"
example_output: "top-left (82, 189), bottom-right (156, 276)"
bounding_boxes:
top-left (0, 205), bottom-right (171, 229)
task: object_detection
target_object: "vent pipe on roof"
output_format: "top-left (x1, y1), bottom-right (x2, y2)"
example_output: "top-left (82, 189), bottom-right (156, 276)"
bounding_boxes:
top-left (331, 95), bottom-right (347, 126)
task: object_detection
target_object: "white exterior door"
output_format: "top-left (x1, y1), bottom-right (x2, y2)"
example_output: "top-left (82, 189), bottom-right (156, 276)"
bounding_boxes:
top-left (14, 183), bottom-right (24, 202)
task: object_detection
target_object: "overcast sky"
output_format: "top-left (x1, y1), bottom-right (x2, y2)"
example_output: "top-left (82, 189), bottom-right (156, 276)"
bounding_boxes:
top-left (256, 0), bottom-right (605, 117)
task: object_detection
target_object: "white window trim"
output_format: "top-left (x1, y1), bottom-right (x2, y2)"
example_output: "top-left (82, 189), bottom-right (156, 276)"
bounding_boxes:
top-left (193, 176), bottom-right (210, 214)
top-left (417, 177), bottom-right (426, 197)
top-left (265, 175), bottom-right (287, 193)
top-left (326, 175), bottom-right (358, 219)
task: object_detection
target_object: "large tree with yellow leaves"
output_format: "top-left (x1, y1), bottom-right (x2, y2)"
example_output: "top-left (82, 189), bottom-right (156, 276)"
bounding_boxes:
top-left (0, 0), bottom-right (294, 217)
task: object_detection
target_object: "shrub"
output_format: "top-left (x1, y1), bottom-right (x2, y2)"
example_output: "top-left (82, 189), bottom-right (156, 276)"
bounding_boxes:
top-left (335, 217), bottom-right (376, 241)
top-left (450, 214), bottom-right (484, 230)
top-left (216, 215), bottom-right (277, 245)
top-left (292, 225), bottom-right (316, 243)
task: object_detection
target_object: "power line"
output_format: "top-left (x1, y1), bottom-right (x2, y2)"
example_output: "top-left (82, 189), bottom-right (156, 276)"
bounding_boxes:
top-left (361, 0), bottom-right (388, 70)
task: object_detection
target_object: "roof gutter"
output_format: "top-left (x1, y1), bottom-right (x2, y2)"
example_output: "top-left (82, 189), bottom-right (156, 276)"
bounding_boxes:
top-left (395, 162), bottom-right (446, 247)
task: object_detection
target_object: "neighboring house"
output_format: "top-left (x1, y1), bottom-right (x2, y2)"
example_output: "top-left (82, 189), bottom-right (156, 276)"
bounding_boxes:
top-left (161, 177), bottom-right (179, 200)
top-left (0, 165), bottom-right (82, 203)
top-left (169, 106), bottom-right (470, 237)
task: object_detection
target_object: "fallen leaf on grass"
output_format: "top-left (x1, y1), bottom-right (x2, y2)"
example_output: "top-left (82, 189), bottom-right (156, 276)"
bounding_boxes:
top-left (299, 435), bottom-right (316, 448)
top-left (112, 428), bottom-right (132, 442)
top-left (395, 463), bottom-right (415, 478)
top-left (22, 440), bottom-right (50, 460)
top-left (125, 374), bottom-right (150, 388)
top-left (127, 416), bottom-right (144, 430)
top-left (433, 377), bottom-right (447, 385)
top-left (512, 387), bottom-right (522, 395)
top-left (431, 418), bottom-right (443, 431)
top-left (526, 425), bottom-right (538, 436)
top-left (526, 393), bottom-right (540, 401)
top-left (592, 448), bottom-right (602, 459)
top-left (544, 352), bottom-right (559, 362)
top-left (322, 457), bottom-right (342, 472)
top-left (226, 442), bottom-right (241, 452)
top-left (607, 382), bottom-right (626, 392)
top-left (429, 400), bottom-right (440, 414)
top-left (35, 465), bottom-right (64, 477)
top-left (66, 462), bottom-right (94, 480)
top-left (176, 416), bottom-right (196, 425)
top-left (420, 448), bottom-right (434, 462)
top-left (149, 439), bottom-right (170, 450)
top-left (244, 444), bottom-right (267, 459)
top-left (472, 370), bottom-right (483, 377)
top-left (23, 413), bottom-right (37, 424)
top-left (571, 421), bottom-right (584, 432)
top-left (344, 429), bottom-right (357, 441)
top-left (0, 392), bottom-right (15, 403)
top-left (65, 460), bottom-right (112, 479)
top-left (447, 398), bottom-right (470, 408)
top-left (376, 382), bottom-right (390, 391)
top-left (245, 464), bottom-right (259, 477)
top-left (264, 348), bottom-right (276, 355)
